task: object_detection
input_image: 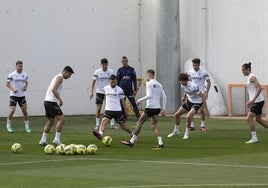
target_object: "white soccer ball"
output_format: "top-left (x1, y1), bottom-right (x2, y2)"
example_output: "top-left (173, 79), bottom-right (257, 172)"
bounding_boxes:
top-left (64, 145), bottom-right (75, 155)
top-left (56, 144), bottom-right (66, 155)
top-left (76, 144), bottom-right (87, 155)
top-left (44, 144), bottom-right (55, 155)
top-left (102, 136), bottom-right (112, 146)
top-left (11, 143), bottom-right (22, 154)
top-left (87, 144), bottom-right (98, 155)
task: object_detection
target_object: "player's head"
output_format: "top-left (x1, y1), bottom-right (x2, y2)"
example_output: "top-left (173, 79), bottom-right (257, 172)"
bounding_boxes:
top-left (109, 74), bottom-right (117, 88)
top-left (242, 62), bottom-right (251, 76)
top-left (100, 58), bottom-right (108, 71)
top-left (179, 73), bottom-right (189, 86)
top-left (16, 60), bottom-right (23, 73)
top-left (146, 69), bottom-right (155, 81)
top-left (192, 58), bottom-right (201, 71)
top-left (121, 56), bottom-right (128, 67)
top-left (62, 66), bottom-right (74, 79)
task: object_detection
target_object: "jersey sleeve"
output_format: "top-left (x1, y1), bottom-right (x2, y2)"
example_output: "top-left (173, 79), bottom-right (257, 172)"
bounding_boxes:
top-left (203, 70), bottom-right (210, 80)
top-left (25, 73), bottom-right (28, 83)
top-left (116, 68), bottom-right (122, 85)
top-left (131, 68), bottom-right (137, 91)
top-left (119, 88), bottom-right (125, 99)
top-left (137, 82), bottom-right (152, 103)
top-left (7, 73), bottom-right (12, 83)
top-left (160, 84), bottom-right (167, 110)
top-left (92, 70), bottom-right (98, 80)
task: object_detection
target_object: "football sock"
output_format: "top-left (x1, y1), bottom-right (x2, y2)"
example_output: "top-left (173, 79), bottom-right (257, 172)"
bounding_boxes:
top-left (54, 132), bottom-right (61, 141)
top-left (185, 128), bottom-right (190, 136)
top-left (174, 125), bottom-right (179, 132)
top-left (190, 122), bottom-right (195, 128)
top-left (157, 136), bottom-right (163, 145)
top-left (96, 118), bottom-right (100, 126)
top-left (24, 120), bottom-right (30, 129)
top-left (110, 118), bottom-right (115, 126)
top-left (6, 118), bottom-right (11, 127)
top-left (201, 120), bottom-right (205, 127)
top-left (251, 131), bottom-right (257, 139)
top-left (41, 132), bottom-right (48, 143)
top-left (99, 131), bottom-right (103, 136)
top-left (130, 135), bottom-right (137, 144)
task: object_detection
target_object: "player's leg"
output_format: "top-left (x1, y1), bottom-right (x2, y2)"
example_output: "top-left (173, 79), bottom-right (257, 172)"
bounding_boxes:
top-left (200, 105), bottom-right (207, 131)
top-left (39, 118), bottom-right (54, 146)
top-left (245, 112), bottom-right (258, 143)
top-left (6, 96), bottom-right (17, 132)
top-left (19, 97), bottom-right (31, 133)
top-left (95, 93), bottom-right (104, 130)
top-left (53, 115), bottom-right (65, 145)
top-left (183, 109), bottom-right (196, 139)
top-left (151, 114), bottom-right (164, 148)
top-left (92, 111), bottom-right (111, 140)
top-left (167, 106), bottom-right (187, 137)
top-left (255, 115), bottom-right (268, 128)
top-left (126, 92), bottom-right (140, 120)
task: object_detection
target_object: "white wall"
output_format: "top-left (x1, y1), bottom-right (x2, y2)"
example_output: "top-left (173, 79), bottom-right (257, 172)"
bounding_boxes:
top-left (0, 0), bottom-right (140, 116)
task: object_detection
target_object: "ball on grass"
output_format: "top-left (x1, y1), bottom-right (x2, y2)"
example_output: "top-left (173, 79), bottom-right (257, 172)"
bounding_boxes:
top-left (87, 144), bottom-right (98, 155)
top-left (11, 143), bottom-right (22, 154)
top-left (102, 136), bottom-right (112, 146)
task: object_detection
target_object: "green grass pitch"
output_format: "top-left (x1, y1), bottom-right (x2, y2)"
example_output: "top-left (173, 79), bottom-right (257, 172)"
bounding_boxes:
top-left (1, 115), bottom-right (268, 188)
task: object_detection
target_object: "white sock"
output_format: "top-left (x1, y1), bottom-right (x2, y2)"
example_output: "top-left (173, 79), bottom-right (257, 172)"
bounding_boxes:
top-left (25, 120), bottom-right (30, 129)
top-left (201, 120), bottom-right (205, 127)
top-left (7, 119), bottom-right (11, 127)
top-left (174, 125), bottom-right (179, 132)
top-left (251, 131), bottom-right (257, 140)
top-left (157, 136), bottom-right (163, 145)
top-left (185, 128), bottom-right (190, 136)
top-left (54, 132), bottom-right (61, 141)
top-left (191, 122), bottom-right (195, 128)
top-left (99, 131), bottom-right (103, 136)
top-left (41, 132), bottom-right (48, 143)
top-left (96, 118), bottom-right (100, 126)
top-left (130, 135), bottom-right (137, 144)
top-left (110, 118), bottom-right (115, 126)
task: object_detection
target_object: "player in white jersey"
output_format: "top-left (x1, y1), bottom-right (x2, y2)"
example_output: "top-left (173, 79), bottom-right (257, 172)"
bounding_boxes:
top-left (242, 62), bottom-right (268, 143)
top-left (92, 75), bottom-right (133, 140)
top-left (187, 58), bottom-right (211, 131)
top-left (6, 60), bottom-right (31, 133)
top-left (167, 73), bottom-right (209, 139)
top-left (121, 69), bottom-right (167, 148)
top-left (90, 58), bottom-right (116, 130)
top-left (39, 66), bottom-right (74, 146)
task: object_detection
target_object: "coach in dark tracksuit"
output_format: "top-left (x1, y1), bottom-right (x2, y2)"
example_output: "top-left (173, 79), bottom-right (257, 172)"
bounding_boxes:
top-left (117, 56), bottom-right (140, 120)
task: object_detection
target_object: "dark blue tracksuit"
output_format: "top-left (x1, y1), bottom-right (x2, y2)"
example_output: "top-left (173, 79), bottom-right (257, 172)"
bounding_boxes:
top-left (117, 66), bottom-right (140, 119)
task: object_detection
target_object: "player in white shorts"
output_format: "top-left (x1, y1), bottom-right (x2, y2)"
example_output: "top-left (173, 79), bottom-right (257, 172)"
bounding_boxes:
top-left (90, 58), bottom-right (116, 130)
top-left (121, 69), bottom-right (167, 148)
top-left (39, 66), bottom-right (74, 146)
top-left (242, 62), bottom-right (268, 143)
top-left (167, 73), bottom-right (209, 139)
top-left (92, 75), bottom-right (133, 140)
top-left (187, 58), bottom-right (211, 131)
top-left (6, 60), bottom-right (31, 133)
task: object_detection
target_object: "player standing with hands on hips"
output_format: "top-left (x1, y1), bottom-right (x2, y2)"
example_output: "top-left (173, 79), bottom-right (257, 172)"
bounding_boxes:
top-left (242, 62), bottom-right (268, 143)
top-left (6, 60), bottom-right (31, 133)
top-left (121, 69), bottom-right (167, 148)
top-left (39, 66), bottom-right (74, 146)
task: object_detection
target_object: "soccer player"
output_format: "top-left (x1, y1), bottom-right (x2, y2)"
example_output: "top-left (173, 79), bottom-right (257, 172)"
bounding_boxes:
top-left (117, 56), bottom-right (140, 120)
top-left (92, 75), bottom-right (133, 140)
top-left (242, 62), bottom-right (268, 143)
top-left (167, 73), bottom-right (208, 139)
top-left (188, 58), bottom-right (211, 131)
top-left (39, 66), bottom-right (74, 146)
top-left (6, 60), bottom-right (31, 133)
top-left (121, 69), bottom-right (167, 148)
top-left (90, 58), bottom-right (116, 130)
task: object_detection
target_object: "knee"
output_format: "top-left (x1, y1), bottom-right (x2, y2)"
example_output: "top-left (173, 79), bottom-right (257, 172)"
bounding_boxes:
top-left (255, 116), bottom-right (262, 123)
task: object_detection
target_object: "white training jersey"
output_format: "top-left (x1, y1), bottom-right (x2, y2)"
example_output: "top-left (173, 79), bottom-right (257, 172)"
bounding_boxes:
top-left (104, 85), bottom-right (125, 111)
top-left (247, 73), bottom-right (264, 102)
top-left (45, 73), bottom-right (63, 102)
top-left (7, 71), bottom-right (28, 97)
top-left (182, 81), bottom-right (202, 103)
top-left (188, 68), bottom-right (210, 93)
top-left (137, 79), bottom-right (167, 109)
top-left (92, 68), bottom-right (113, 94)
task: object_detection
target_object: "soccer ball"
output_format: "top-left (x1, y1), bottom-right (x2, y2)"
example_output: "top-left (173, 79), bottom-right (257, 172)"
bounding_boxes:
top-left (44, 144), bottom-right (55, 155)
top-left (76, 144), bottom-right (87, 155)
top-left (102, 136), bottom-right (112, 146)
top-left (11, 143), bottom-right (22, 154)
top-left (64, 145), bottom-right (75, 155)
top-left (87, 144), bottom-right (98, 155)
top-left (69, 144), bottom-right (77, 154)
top-left (56, 144), bottom-right (66, 155)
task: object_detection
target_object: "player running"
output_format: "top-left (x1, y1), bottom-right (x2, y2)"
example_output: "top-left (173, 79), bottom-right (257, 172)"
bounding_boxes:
top-left (117, 56), bottom-right (140, 120)
top-left (39, 66), bottom-right (74, 146)
top-left (187, 58), bottom-right (211, 131)
top-left (121, 69), bottom-right (167, 148)
top-left (90, 58), bottom-right (116, 130)
top-left (6, 60), bottom-right (31, 133)
top-left (167, 73), bottom-right (208, 139)
top-left (92, 75), bottom-right (133, 140)
top-left (242, 62), bottom-right (268, 143)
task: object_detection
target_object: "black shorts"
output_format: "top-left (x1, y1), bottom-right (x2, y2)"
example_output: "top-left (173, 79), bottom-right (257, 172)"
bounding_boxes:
top-left (182, 100), bottom-right (202, 112)
top-left (144, 108), bottom-right (161, 118)
top-left (96, 93), bottom-right (105, 105)
top-left (103, 111), bottom-right (125, 123)
top-left (250, 101), bottom-right (264, 115)
top-left (10, 96), bottom-right (27, 107)
top-left (44, 101), bottom-right (63, 118)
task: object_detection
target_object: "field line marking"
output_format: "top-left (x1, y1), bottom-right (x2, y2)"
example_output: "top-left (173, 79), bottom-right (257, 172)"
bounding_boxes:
top-left (1, 157), bottom-right (268, 170)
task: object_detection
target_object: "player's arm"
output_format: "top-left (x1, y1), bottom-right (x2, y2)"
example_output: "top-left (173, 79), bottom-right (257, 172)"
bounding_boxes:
top-left (247, 76), bottom-right (263, 107)
top-left (6, 80), bottom-right (18, 93)
top-left (116, 70), bottom-right (122, 86)
top-left (137, 83), bottom-right (151, 105)
top-left (131, 69), bottom-right (138, 95)
top-left (23, 76), bottom-right (28, 91)
top-left (52, 76), bottom-right (64, 106)
top-left (120, 97), bottom-right (128, 117)
top-left (161, 87), bottom-right (167, 116)
top-left (90, 79), bottom-right (96, 100)
top-left (181, 93), bottom-right (187, 102)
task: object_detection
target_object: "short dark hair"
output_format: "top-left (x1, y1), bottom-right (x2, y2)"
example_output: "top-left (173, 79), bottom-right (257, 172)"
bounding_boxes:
top-left (101, 58), bottom-right (108, 64)
top-left (179, 73), bottom-right (189, 81)
top-left (146, 69), bottom-right (155, 76)
top-left (63, 66), bottom-right (74, 74)
top-left (16, 60), bottom-right (23, 65)
top-left (242, 62), bottom-right (251, 70)
top-left (109, 74), bottom-right (117, 80)
top-left (122, 56), bottom-right (128, 61)
top-left (192, 58), bottom-right (201, 65)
